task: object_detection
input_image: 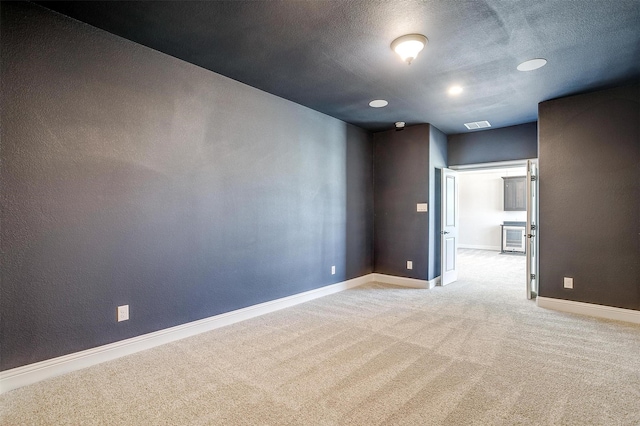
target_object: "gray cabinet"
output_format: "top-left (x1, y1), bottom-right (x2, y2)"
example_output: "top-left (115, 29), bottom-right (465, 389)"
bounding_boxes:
top-left (503, 176), bottom-right (526, 211)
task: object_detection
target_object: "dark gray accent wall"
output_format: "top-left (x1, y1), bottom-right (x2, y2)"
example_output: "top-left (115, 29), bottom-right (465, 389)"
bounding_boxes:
top-left (448, 122), bottom-right (538, 166)
top-left (345, 125), bottom-right (375, 279)
top-left (373, 124), bottom-right (433, 280)
top-left (428, 126), bottom-right (448, 280)
top-left (0, 2), bottom-right (373, 370)
top-left (538, 84), bottom-right (639, 310)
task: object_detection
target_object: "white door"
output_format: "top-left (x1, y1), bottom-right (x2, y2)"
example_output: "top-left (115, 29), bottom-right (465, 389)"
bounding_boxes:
top-left (441, 168), bottom-right (459, 285)
top-left (526, 160), bottom-right (538, 299)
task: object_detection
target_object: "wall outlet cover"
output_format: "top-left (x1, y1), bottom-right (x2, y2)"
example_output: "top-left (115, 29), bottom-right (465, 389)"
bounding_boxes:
top-left (407, 261), bottom-right (413, 270)
top-left (117, 305), bottom-right (129, 322)
top-left (563, 277), bottom-right (573, 289)
top-left (416, 203), bottom-right (428, 212)
top-left (331, 265), bottom-right (336, 275)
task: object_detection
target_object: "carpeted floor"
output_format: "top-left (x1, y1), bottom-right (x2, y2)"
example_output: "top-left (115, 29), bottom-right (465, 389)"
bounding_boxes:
top-left (2, 249), bottom-right (639, 425)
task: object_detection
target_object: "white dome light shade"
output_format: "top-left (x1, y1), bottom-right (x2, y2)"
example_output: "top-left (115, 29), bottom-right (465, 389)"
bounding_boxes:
top-left (517, 58), bottom-right (547, 71)
top-left (448, 85), bottom-right (463, 96)
top-left (369, 99), bottom-right (388, 108)
top-left (391, 34), bottom-right (428, 64)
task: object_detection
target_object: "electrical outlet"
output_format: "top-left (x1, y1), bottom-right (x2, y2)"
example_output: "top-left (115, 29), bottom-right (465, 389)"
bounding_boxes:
top-left (407, 261), bottom-right (413, 270)
top-left (117, 305), bottom-right (129, 322)
top-left (331, 265), bottom-right (336, 275)
top-left (416, 203), bottom-right (428, 212)
top-left (563, 277), bottom-right (573, 289)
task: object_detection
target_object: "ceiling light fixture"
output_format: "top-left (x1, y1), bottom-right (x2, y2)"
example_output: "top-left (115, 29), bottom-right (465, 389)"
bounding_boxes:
top-left (448, 85), bottom-right (463, 96)
top-left (391, 34), bottom-right (428, 65)
top-left (517, 58), bottom-right (547, 71)
top-left (369, 99), bottom-right (388, 108)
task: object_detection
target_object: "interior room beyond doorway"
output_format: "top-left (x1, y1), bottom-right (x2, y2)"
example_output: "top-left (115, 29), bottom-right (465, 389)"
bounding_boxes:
top-left (456, 165), bottom-right (528, 290)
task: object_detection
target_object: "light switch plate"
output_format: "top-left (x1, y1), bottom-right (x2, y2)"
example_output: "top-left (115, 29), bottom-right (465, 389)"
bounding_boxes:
top-left (416, 203), bottom-right (428, 212)
top-left (407, 261), bottom-right (413, 270)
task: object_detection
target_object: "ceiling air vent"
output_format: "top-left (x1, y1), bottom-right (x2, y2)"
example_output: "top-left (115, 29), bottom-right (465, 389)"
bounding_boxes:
top-left (464, 120), bottom-right (491, 130)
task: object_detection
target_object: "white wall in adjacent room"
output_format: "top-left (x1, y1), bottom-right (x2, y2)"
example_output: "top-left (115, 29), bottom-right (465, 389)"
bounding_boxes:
top-left (459, 168), bottom-right (527, 251)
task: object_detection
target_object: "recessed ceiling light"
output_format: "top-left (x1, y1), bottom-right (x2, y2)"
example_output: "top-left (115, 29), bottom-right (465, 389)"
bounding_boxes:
top-left (448, 85), bottom-right (463, 96)
top-left (517, 58), bottom-right (547, 71)
top-left (369, 99), bottom-right (388, 108)
top-left (464, 121), bottom-right (491, 130)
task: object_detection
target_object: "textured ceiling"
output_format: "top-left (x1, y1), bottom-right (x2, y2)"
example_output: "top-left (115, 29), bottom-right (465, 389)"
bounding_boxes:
top-left (36, 1), bottom-right (640, 134)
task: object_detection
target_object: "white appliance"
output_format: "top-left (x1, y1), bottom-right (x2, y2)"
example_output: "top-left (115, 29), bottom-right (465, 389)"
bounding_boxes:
top-left (502, 224), bottom-right (526, 253)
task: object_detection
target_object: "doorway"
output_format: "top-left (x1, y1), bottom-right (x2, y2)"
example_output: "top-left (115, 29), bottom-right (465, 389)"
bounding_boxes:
top-left (443, 160), bottom-right (538, 299)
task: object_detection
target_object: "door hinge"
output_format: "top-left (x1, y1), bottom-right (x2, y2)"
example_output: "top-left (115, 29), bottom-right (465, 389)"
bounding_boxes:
top-left (530, 175), bottom-right (537, 182)
top-left (530, 274), bottom-right (536, 280)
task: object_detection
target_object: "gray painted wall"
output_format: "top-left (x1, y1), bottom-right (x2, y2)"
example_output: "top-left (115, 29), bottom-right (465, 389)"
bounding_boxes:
top-left (373, 126), bottom-right (430, 279)
top-left (1, 2), bottom-right (373, 370)
top-left (448, 122), bottom-right (538, 166)
top-left (538, 84), bottom-right (639, 310)
top-left (373, 124), bottom-right (440, 281)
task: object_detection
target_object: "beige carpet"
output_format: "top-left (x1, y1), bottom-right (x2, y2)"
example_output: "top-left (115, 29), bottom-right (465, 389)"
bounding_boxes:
top-left (2, 249), bottom-right (640, 425)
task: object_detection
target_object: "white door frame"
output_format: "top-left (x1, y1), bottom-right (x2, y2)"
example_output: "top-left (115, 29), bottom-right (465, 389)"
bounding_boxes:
top-left (440, 168), bottom-right (459, 285)
top-left (526, 159), bottom-right (539, 299)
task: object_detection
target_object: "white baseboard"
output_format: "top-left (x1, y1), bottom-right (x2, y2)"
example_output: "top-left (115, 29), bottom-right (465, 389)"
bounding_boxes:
top-left (0, 274), bottom-right (373, 394)
top-left (11, 280), bottom-right (637, 395)
top-left (26, 276), bottom-right (640, 396)
top-left (458, 244), bottom-right (501, 251)
top-left (537, 297), bottom-right (640, 325)
top-left (372, 273), bottom-right (438, 289)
